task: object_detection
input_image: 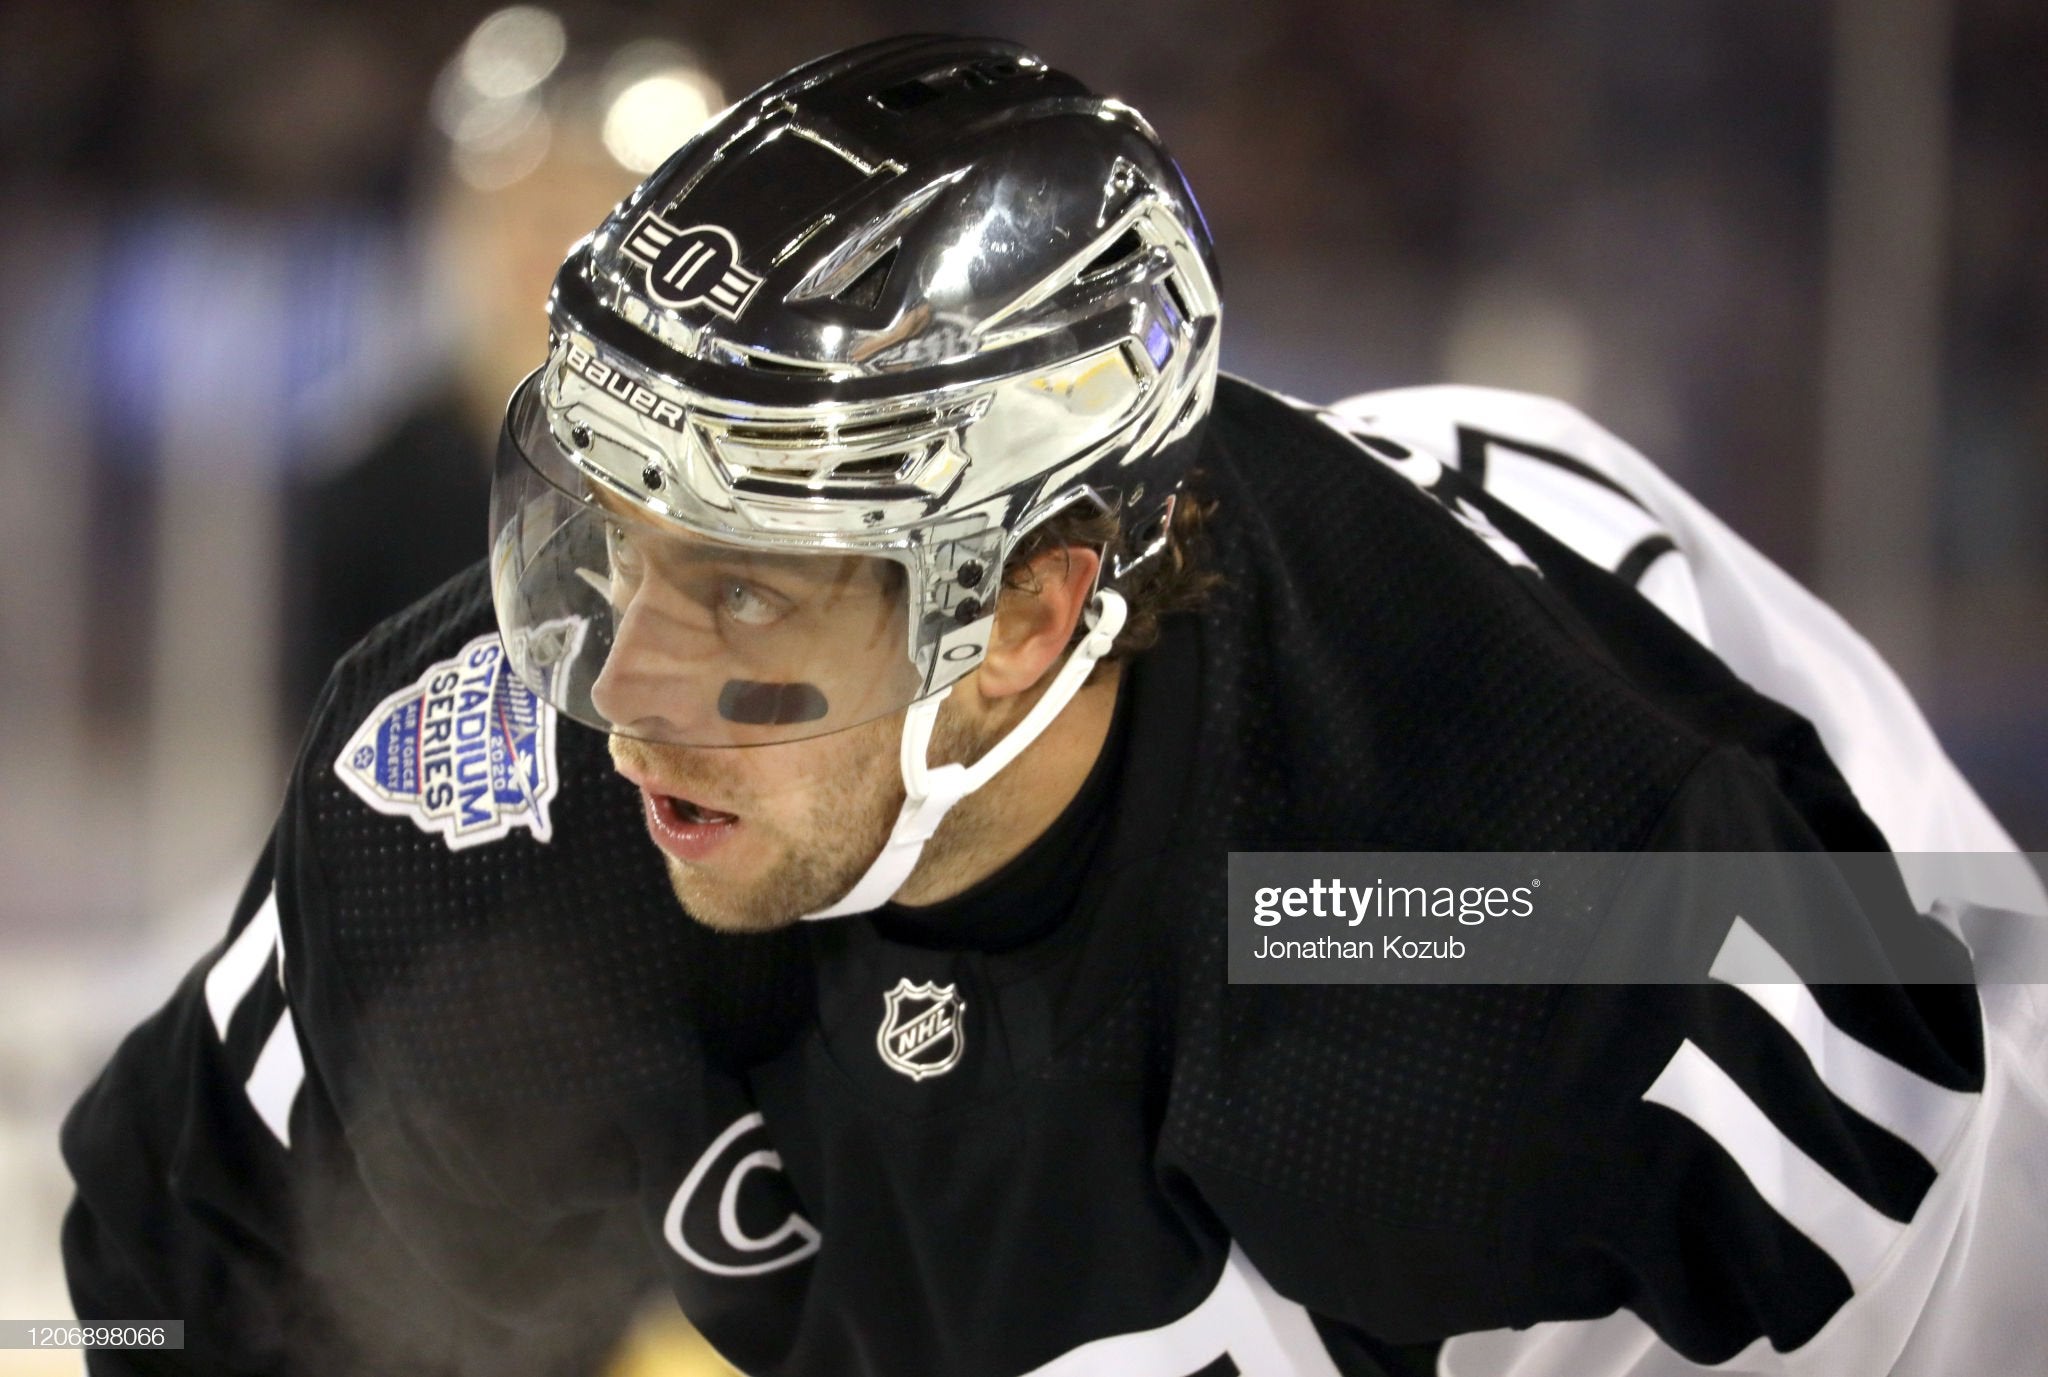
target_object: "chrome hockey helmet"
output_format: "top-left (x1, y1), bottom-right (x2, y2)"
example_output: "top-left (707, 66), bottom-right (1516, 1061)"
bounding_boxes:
top-left (491, 34), bottom-right (1221, 753)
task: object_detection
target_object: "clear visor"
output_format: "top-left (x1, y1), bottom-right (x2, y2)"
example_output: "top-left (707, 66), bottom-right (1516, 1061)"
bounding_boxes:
top-left (490, 378), bottom-right (925, 747)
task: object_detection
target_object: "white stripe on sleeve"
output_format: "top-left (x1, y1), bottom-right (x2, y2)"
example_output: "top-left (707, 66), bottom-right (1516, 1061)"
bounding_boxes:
top-left (245, 1010), bottom-right (305, 1149)
top-left (204, 887), bottom-right (280, 1040)
top-left (1644, 1039), bottom-right (1904, 1288)
top-left (1710, 917), bottom-right (1977, 1165)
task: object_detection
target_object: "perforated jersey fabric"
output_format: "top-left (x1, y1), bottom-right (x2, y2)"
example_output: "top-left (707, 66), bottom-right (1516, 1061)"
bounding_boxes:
top-left (306, 568), bottom-right (816, 1095)
top-left (63, 378), bottom-right (1987, 1377)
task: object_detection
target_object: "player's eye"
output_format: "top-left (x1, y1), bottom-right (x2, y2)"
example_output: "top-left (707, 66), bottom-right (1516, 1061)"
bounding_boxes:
top-left (720, 579), bottom-right (789, 628)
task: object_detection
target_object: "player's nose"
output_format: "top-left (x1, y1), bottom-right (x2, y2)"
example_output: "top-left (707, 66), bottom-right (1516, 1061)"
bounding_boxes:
top-left (589, 597), bottom-right (719, 742)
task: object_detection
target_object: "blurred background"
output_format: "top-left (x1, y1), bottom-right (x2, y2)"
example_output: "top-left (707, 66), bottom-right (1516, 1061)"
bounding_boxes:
top-left (0, 0), bottom-right (2041, 1370)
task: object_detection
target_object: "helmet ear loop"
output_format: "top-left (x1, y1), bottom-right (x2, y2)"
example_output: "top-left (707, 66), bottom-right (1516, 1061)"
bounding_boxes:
top-left (1076, 586), bottom-right (1125, 663)
top-left (801, 588), bottom-right (1127, 921)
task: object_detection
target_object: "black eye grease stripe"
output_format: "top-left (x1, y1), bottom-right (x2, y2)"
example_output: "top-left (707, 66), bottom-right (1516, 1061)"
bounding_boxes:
top-left (718, 680), bottom-right (830, 725)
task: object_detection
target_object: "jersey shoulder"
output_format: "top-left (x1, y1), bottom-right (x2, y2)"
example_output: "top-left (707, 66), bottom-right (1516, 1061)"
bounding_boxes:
top-left (1199, 376), bottom-right (1746, 854)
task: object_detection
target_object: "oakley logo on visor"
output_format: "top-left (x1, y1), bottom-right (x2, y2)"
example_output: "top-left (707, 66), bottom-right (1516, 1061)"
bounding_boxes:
top-left (622, 214), bottom-right (763, 319)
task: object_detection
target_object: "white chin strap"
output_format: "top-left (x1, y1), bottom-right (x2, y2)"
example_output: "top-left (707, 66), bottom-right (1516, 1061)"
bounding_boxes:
top-left (802, 589), bottom-right (1128, 921)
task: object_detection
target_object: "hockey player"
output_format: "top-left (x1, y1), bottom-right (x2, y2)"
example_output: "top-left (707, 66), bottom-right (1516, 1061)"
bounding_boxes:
top-left (63, 35), bottom-right (2047, 1377)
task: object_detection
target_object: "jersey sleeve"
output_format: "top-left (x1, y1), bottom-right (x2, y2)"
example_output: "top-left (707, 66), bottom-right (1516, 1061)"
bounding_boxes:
top-left (1487, 744), bottom-right (1986, 1370)
top-left (61, 748), bottom-right (648, 1375)
top-left (62, 844), bottom-right (310, 1375)
top-left (1331, 383), bottom-right (2046, 918)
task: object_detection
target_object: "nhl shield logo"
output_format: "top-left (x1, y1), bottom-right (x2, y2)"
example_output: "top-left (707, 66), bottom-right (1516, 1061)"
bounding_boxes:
top-left (876, 978), bottom-right (966, 1081)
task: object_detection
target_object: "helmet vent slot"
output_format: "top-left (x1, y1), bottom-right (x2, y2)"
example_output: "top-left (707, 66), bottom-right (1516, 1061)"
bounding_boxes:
top-left (871, 79), bottom-right (943, 112)
top-left (871, 60), bottom-right (1034, 113)
top-left (837, 408), bottom-right (939, 441)
top-left (1081, 229), bottom-right (1146, 280)
top-left (834, 245), bottom-right (897, 311)
top-left (832, 450), bottom-right (916, 480)
top-left (730, 352), bottom-right (833, 375)
top-left (719, 409), bottom-right (943, 450)
top-left (1162, 273), bottom-right (1192, 325)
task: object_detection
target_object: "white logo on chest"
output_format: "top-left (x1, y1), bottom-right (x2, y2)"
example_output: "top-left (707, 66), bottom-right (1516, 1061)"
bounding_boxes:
top-left (663, 1112), bottom-right (820, 1277)
top-left (877, 978), bottom-right (966, 1080)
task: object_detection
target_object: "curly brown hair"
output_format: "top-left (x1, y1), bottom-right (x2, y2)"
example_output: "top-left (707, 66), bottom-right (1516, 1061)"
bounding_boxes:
top-left (999, 475), bottom-right (1220, 663)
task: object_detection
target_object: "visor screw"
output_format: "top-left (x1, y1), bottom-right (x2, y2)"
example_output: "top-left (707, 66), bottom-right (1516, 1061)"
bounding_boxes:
top-left (570, 424), bottom-right (593, 450)
top-left (863, 510), bottom-right (885, 526)
top-left (641, 462), bottom-right (665, 490)
top-left (957, 561), bottom-right (984, 588)
top-left (955, 597), bottom-right (983, 625)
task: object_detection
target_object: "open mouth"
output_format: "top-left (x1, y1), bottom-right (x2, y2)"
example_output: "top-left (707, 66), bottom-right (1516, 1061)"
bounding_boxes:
top-left (642, 789), bottom-right (742, 862)
top-left (663, 794), bottom-right (739, 827)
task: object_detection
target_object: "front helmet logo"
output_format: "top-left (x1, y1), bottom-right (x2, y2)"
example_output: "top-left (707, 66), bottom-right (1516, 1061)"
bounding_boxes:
top-left (877, 978), bottom-right (966, 1080)
top-left (621, 213), bottom-right (763, 318)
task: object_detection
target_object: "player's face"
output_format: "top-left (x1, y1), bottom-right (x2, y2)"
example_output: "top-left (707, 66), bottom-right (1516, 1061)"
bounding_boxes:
top-left (583, 512), bottom-right (918, 746)
top-left (607, 699), bottom-right (995, 933)
top-left (585, 505), bottom-right (985, 930)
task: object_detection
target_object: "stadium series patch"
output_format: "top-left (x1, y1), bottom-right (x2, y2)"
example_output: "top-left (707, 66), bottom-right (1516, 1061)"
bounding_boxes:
top-left (335, 634), bottom-right (559, 850)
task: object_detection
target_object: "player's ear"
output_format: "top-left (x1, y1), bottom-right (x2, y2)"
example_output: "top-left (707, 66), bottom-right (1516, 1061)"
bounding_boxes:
top-left (976, 545), bottom-right (1103, 701)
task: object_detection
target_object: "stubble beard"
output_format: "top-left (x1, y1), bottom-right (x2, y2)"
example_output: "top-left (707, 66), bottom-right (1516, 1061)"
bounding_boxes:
top-left (651, 702), bottom-right (1002, 934)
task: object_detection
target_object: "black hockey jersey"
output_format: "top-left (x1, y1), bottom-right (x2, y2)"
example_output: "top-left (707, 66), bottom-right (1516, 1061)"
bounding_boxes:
top-left (62, 379), bottom-right (1986, 1377)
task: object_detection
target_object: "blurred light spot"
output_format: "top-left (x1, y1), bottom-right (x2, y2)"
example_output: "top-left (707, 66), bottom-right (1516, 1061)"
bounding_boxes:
top-left (602, 58), bottom-right (722, 173)
top-left (436, 81), bottom-right (535, 150)
top-left (461, 6), bottom-right (567, 100)
top-left (449, 105), bottom-right (554, 192)
top-left (1443, 276), bottom-right (1593, 405)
